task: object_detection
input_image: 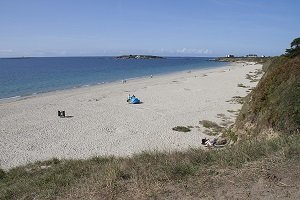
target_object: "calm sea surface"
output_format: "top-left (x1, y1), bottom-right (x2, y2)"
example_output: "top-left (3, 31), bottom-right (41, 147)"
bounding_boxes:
top-left (0, 57), bottom-right (225, 100)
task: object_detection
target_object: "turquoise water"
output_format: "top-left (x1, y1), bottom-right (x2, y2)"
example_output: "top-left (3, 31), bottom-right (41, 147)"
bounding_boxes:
top-left (0, 57), bottom-right (225, 99)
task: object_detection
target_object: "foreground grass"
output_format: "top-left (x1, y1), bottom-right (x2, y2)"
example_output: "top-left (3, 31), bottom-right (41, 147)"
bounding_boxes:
top-left (0, 135), bottom-right (299, 199)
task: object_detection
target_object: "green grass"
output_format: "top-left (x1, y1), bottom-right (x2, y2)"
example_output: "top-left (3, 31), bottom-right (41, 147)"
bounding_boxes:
top-left (0, 169), bottom-right (5, 180)
top-left (237, 83), bottom-right (248, 88)
top-left (222, 128), bottom-right (238, 143)
top-left (0, 134), bottom-right (299, 199)
top-left (227, 96), bottom-right (245, 104)
top-left (199, 120), bottom-right (221, 130)
top-left (172, 126), bottom-right (191, 132)
top-left (199, 120), bottom-right (225, 136)
top-left (246, 74), bottom-right (260, 82)
top-left (227, 109), bottom-right (238, 113)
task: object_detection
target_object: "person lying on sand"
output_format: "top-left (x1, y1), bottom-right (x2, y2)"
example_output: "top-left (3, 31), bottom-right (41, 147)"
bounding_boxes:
top-left (202, 138), bottom-right (226, 148)
top-left (202, 138), bottom-right (215, 147)
top-left (205, 138), bottom-right (217, 148)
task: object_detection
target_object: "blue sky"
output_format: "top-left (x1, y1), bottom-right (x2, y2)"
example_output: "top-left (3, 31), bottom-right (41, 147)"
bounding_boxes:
top-left (0, 0), bottom-right (299, 57)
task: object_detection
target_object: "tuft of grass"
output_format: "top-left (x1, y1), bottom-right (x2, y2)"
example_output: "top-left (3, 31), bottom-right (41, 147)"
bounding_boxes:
top-left (200, 120), bottom-right (224, 136)
top-left (283, 136), bottom-right (300, 160)
top-left (222, 128), bottom-right (238, 143)
top-left (172, 126), bottom-right (191, 132)
top-left (231, 96), bottom-right (244, 104)
top-left (90, 156), bottom-right (115, 164)
top-left (220, 121), bottom-right (234, 127)
top-left (246, 70), bottom-right (262, 82)
top-left (203, 129), bottom-right (216, 136)
top-left (0, 169), bottom-right (5, 180)
top-left (199, 120), bottom-right (221, 130)
top-left (42, 157), bottom-right (60, 165)
top-left (237, 83), bottom-right (248, 88)
top-left (169, 163), bottom-right (196, 178)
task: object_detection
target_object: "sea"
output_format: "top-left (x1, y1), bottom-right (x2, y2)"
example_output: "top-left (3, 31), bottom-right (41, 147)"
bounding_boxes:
top-left (0, 57), bottom-right (226, 100)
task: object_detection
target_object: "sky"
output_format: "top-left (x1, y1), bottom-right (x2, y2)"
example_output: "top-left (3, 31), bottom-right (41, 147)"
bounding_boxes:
top-left (0, 0), bottom-right (299, 57)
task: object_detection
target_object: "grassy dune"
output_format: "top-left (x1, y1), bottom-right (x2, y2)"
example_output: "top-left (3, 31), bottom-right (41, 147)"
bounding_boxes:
top-left (1, 135), bottom-right (299, 199)
top-left (235, 55), bottom-right (300, 137)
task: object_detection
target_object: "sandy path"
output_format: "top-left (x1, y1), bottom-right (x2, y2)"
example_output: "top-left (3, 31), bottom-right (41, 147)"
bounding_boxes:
top-left (0, 62), bottom-right (262, 169)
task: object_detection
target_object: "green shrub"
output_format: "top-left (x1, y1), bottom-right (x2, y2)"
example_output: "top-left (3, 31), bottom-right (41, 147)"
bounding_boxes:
top-left (167, 163), bottom-right (196, 178)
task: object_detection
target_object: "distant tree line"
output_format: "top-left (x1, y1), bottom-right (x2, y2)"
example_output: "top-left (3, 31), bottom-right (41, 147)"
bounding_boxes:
top-left (285, 37), bottom-right (300, 57)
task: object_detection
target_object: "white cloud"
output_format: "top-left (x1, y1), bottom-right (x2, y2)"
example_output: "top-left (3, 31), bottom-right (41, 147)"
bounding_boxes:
top-left (0, 49), bottom-right (13, 53)
top-left (175, 48), bottom-right (212, 55)
top-left (177, 48), bottom-right (187, 53)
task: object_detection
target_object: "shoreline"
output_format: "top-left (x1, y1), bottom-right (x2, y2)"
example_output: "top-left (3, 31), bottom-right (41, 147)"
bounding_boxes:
top-left (0, 62), bottom-right (262, 169)
top-left (0, 64), bottom-right (227, 104)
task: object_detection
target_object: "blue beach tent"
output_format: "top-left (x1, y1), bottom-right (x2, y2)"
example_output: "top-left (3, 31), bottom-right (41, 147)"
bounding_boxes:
top-left (128, 95), bottom-right (141, 104)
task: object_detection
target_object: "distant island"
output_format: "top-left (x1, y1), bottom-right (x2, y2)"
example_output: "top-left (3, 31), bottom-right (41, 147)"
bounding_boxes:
top-left (115, 55), bottom-right (163, 59)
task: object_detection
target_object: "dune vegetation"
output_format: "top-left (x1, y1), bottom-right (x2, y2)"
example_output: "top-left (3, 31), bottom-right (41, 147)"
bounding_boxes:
top-left (235, 41), bottom-right (300, 138)
top-left (0, 135), bottom-right (299, 199)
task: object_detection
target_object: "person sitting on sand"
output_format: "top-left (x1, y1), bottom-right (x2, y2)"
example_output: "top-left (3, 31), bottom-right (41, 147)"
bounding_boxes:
top-left (202, 138), bottom-right (208, 145)
top-left (127, 94), bottom-right (131, 102)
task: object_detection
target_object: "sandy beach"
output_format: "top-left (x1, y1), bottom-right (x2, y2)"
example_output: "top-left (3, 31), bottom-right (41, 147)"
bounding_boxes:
top-left (0, 62), bottom-right (262, 169)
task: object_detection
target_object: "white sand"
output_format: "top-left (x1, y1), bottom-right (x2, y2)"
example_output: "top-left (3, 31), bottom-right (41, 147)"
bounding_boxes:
top-left (0, 62), bottom-right (262, 169)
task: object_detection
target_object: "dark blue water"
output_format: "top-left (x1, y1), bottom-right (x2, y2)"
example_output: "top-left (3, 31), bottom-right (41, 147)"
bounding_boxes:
top-left (0, 57), bottom-right (225, 99)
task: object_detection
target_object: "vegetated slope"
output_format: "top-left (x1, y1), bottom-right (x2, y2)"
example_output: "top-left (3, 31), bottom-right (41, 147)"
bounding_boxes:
top-left (235, 54), bottom-right (300, 138)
